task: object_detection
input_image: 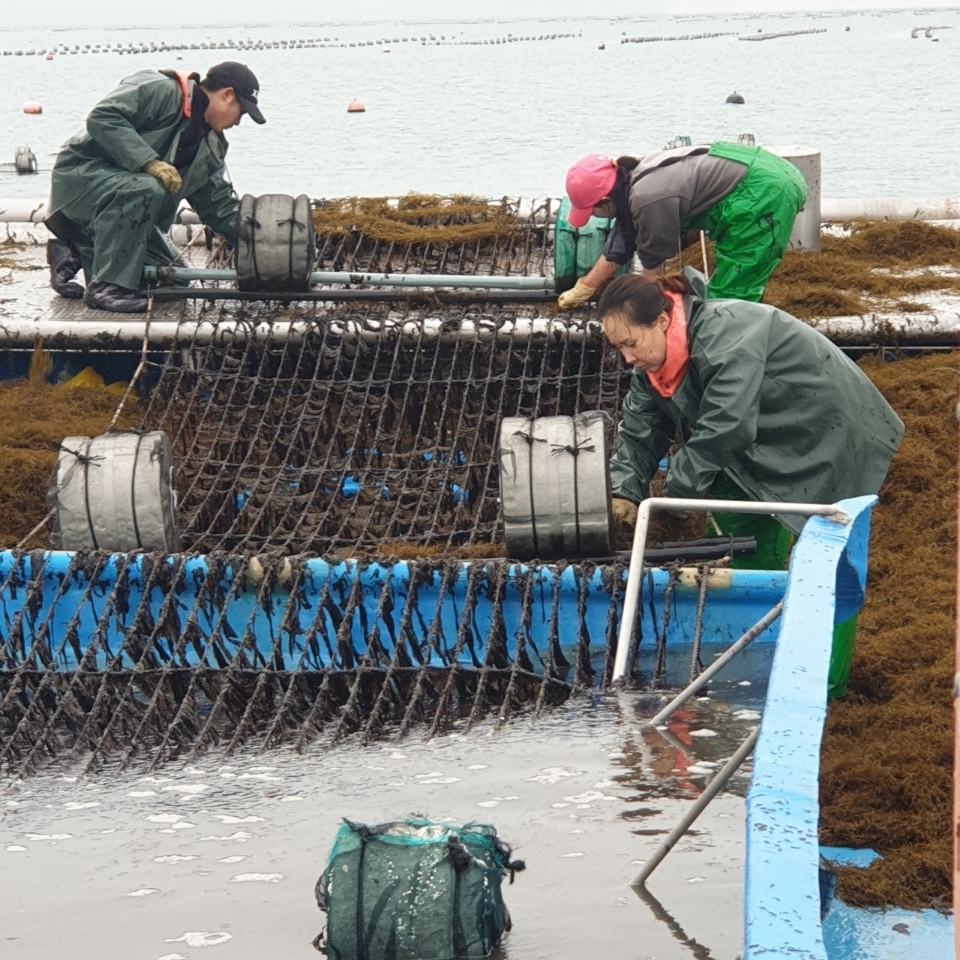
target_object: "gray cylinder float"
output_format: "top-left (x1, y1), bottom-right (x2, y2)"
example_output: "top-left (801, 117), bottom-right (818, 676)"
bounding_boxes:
top-left (499, 411), bottom-right (612, 561)
top-left (51, 432), bottom-right (180, 552)
top-left (236, 193), bottom-right (316, 292)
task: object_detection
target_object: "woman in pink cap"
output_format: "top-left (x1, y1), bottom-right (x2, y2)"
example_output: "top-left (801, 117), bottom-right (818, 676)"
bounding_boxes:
top-left (556, 142), bottom-right (807, 309)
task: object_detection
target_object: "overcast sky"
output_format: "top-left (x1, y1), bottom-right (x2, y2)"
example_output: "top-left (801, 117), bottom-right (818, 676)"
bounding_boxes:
top-left (0, 1), bottom-right (941, 30)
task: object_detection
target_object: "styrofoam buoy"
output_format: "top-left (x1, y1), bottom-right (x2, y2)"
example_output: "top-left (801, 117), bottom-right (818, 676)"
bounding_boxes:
top-left (51, 431), bottom-right (180, 552)
top-left (347, 98), bottom-right (366, 113)
top-left (499, 412), bottom-right (612, 561)
top-left (23, 101), bottom-right (42, 114)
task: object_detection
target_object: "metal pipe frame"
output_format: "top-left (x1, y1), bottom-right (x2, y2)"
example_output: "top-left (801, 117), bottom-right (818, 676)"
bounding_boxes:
top-left (146, 286), bottom-right (555, 304)
top-left (143, 265), bottom-right (556, 291)
top-left (612, 497), bottom-right (851, 683)
top-left (643, 601), bottom-right (783, 729)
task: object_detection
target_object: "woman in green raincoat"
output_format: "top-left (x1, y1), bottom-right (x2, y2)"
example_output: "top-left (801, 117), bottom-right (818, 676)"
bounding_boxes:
top-left (556, 143), bottom-right (807, 309)
top-left (45, 62), bottom-right (265, 313)
top-left (601, 268), bottom-right (904, 696)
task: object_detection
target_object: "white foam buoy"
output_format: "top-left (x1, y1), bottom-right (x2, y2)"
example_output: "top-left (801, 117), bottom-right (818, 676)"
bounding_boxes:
top-left (51, 431), bottom-right (180, 552)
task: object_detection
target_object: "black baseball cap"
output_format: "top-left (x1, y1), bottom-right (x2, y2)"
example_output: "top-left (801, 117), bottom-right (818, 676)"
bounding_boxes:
top-left (205, 61), bottom-right (265, 124)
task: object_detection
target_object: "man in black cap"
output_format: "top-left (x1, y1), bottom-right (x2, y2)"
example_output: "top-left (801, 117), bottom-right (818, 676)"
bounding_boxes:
top-left (45, 62), bottom-right (265, 313)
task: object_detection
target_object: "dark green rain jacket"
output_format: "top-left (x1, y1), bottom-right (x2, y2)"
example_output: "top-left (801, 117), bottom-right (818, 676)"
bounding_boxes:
top-left (46, 69), bottom-right (238, 288)
top-left (610, 269), bottom-right (904, 534)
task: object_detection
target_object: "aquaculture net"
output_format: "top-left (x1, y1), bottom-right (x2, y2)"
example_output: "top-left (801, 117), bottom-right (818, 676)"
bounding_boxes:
top-left (140, 312), bottom-right (625, 555)
top-left (115, 197), bottom-right (619, 553)
top-left (0, 197), bottom-right (655, 773)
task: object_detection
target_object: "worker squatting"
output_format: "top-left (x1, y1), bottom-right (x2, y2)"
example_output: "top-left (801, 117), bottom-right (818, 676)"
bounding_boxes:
top-left (43, 67), bottom-right (904, 699)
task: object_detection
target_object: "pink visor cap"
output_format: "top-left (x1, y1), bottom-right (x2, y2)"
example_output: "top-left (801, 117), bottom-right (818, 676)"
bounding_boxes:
top-left (565, 154), bottom-right (618, 228)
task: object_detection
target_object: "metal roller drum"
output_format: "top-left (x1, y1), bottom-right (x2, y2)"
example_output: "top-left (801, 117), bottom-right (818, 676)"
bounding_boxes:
top-left (236, 193), bottom-right (316, 292)
top-left (499, 412), bottom-right (612, 560)
top-left (51, 431), bottom-right (180, 552)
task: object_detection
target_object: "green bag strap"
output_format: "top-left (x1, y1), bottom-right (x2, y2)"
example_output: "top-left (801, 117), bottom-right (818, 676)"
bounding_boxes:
top-left (706, 141), bottom-right (760, 170)
top-left (448, 836), bottom-right (471, 957)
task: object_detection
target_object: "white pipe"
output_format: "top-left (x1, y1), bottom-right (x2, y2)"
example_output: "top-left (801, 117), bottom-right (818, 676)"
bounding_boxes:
top-left (0, 198), bottom-right (48, 223)
top-left (612, 497), bottom-right (850, 684)
top-left (0, 199), bottom-right (201, 224)
top-left (0, 316), bottom-right (600, 347)
top-left (5, 197), bottom-right (960, 225)
top-left (821, 197), bottom-right (960, 221)
top-left (0, 311), bottom-right (958, 349)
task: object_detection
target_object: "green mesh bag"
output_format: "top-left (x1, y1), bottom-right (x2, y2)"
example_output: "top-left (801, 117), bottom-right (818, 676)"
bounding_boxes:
top-left (315, 818), bottom-right (523, 960)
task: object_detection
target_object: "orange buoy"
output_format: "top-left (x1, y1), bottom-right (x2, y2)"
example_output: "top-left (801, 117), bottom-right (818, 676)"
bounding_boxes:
top-left (23, 101), bottom-right (43, 114)
top-left (347, 98), bottom-right (366, 113)
top-left (45, 53), bottom-right (54, 60)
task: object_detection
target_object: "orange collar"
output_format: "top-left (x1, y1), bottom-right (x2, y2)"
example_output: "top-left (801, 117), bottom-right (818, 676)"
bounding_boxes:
top-left (645, 291), bottom-right (689, 398)
top-left (174, 71), bottom-right (199, 118)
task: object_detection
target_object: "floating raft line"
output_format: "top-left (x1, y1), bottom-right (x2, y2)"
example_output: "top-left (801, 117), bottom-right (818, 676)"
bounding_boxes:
top-left (739, 28), bottom-right (828, 40)
top-left (620, 31), bottom-right (738, 43)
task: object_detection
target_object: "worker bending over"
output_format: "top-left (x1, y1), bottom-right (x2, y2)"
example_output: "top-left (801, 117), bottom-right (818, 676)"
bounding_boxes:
top-left (45, 62), bottom-right (265, 313)
top-left (557, 143), bottom-right (806, 309)
top-left (600, 269), bottom-right (903, 696)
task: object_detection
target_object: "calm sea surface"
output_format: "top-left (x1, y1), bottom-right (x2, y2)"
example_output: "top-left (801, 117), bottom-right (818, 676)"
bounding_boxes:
top-left (0, 9), bottom-right (957, 203)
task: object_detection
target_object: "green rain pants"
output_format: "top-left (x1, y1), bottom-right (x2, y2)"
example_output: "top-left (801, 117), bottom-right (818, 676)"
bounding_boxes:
top-left (50, 169), bottom-right (180, 291)
top-left (708, 472), bottom-right (856, 698)
top-left (691, 143), bottom-right (808, 303)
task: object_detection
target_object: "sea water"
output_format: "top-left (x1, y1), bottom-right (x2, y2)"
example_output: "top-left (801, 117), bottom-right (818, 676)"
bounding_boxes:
top-left (0, 682), bottom-right (764, 960)
top-left (0, 8), bottom-right (957, 203)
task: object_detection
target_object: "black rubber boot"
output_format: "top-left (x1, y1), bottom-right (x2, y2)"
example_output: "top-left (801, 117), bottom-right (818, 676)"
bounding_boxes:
top-left (84, 281), bottom-right (148, 314)
top-left (46, 239), bottom-right (84, 299)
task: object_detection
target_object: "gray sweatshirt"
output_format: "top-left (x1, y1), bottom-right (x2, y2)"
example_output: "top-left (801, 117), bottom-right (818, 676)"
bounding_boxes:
top-left (603, 149), bottom-right (746, 269)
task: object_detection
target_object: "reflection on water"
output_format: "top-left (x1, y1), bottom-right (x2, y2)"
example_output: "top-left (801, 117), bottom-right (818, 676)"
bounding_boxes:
top-left (634, 884), bottom-right (715, 960)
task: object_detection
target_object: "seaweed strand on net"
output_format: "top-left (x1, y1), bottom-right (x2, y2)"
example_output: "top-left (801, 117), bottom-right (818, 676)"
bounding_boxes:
top-left (312, 194), bottom-right (524, 246)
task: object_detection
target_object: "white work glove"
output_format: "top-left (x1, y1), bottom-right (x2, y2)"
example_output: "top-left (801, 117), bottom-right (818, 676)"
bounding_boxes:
top-left (143, 159), bottom-right (183, 195)
top-left (556, 278), bottom-right (597, 310)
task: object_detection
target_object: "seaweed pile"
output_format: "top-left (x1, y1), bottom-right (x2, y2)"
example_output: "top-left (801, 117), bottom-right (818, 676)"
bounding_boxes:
top-left (671, 219), bottom-right (960, 319)
top-left (819, 351), bottom-right (956, 911)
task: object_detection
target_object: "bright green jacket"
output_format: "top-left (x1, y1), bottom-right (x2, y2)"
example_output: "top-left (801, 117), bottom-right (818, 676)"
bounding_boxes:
top-left (48, 69), bottom-right (238, 242)
top-left (610, 269), bottom-right (904, 534)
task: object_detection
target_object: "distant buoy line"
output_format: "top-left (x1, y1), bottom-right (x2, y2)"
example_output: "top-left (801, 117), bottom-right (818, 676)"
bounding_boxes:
top-left (738, 28), bottom-right (827, 41)
top-left (0, 31), bottom-right (580, 58)
top-left (620, 31), bottom-right (738, 44)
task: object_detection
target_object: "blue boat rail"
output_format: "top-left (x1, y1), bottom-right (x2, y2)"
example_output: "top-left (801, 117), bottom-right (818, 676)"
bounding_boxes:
top-left (0, 548), bottom-right (788, 776)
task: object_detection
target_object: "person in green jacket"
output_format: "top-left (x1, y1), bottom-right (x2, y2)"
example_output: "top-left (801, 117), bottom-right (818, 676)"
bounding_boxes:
top-left (45, 62), bottom-right (265, 313)
top-left (556, 143), bottom-right (807, 310)
top-left (601, 268), bottom-right (904, 697)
